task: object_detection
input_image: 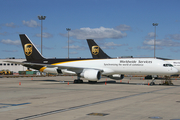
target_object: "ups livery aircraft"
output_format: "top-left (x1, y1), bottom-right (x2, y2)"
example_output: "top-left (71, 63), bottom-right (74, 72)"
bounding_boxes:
top-left (5, 34), bottom-right (178, 83)
top-left (87, 39), bottom-right (180, 74)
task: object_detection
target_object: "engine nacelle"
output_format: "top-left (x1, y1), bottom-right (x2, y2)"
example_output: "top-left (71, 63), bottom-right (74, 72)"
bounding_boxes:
top-left (61, 69), bottom-right (76, 75)
top-left (107, 74), bottom-right (124, 80)
top-left (42, 67), bottom-right (62, 74)
top-left (81, 69), bottom-right (101, 81)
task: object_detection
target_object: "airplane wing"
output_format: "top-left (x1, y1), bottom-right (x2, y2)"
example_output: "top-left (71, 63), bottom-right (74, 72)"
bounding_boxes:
top-left (4, 61), bottom-right (104, 72)
top-left (4, 61), bottom-right (46, 67)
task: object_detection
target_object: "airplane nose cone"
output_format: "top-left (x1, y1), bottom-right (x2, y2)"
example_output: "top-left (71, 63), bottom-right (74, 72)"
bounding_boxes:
top-left (171, 67), bottom-right (178, 74)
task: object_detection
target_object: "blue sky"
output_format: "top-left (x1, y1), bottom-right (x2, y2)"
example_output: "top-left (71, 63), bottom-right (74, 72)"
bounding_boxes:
top-left (1, 0), bottom-right (180, 59)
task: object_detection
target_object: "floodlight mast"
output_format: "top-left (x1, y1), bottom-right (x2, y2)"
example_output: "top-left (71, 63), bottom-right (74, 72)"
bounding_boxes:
top-left (66, 28), bottom-right (71, 58)
top-left (152, 23), bottom-right (158, 58)
top-left (38, 16), bottom-right (46, 55)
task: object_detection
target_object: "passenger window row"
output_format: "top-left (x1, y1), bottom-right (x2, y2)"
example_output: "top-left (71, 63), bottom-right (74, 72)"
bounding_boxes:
top-left (0, 63), bottom-right (19, 66)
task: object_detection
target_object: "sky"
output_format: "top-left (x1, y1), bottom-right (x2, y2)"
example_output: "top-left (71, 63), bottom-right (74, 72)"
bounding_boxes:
top-left (0, 0), bottom-right (180, 59)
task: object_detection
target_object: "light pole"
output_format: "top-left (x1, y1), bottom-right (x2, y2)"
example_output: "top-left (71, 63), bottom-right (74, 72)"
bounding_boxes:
top-left (66, 28), bottom-right (71, 58)
top-left (152, 23), bottom-right (158, 58)
top-left (38, 16), bottom-right (46, 55)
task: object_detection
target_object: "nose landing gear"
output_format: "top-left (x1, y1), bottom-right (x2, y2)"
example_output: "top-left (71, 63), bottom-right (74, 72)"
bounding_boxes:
top-left (161, 76), bottom-right (173, 85)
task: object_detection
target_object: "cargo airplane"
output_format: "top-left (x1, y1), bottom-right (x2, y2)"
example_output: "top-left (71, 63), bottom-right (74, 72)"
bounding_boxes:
top-left (87, 39), bottom-right (180, 74)
top-left (5, 34), bottom-right (178, 83)
top-left (87, 39), bottom-right (179, 84)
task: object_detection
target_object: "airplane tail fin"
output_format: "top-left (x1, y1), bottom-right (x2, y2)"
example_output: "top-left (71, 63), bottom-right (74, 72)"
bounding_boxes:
top-left (87, 39), bottom-right (111, 59)
top-left (19, 34), bottom-right (45, 61)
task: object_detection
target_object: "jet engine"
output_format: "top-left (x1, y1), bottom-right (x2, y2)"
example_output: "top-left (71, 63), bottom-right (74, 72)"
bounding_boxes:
top-left (42, 67), bottom-right (62, 74)
top-left (107, 74), bottom-right (124, 80)
top-left (81, 69), bottom-right (101, 81)
top-left (61, 69), bottom-right (76, 75)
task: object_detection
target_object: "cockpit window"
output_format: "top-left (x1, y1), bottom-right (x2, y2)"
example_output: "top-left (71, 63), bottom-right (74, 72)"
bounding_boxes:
top-left (163, 64), bottom-right (173, 67)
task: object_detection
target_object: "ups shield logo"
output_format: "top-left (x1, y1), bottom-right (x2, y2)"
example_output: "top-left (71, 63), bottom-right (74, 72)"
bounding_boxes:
top-left (92, 46), bottom-right (99, 55)
top-left (24, 44), bottom-right (32, 56)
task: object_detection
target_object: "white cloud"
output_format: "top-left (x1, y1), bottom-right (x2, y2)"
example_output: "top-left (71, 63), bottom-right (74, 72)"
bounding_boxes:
top-left (5, 22), bottom-right (17, 28)
top-left (22, 20), bottom-right (40, 28)
top-left (34, 44), bottom-right (53, 50)
top-left (169, 34), bottom-right (180, 40)
top-left (143, 39), bottom-right (154, 45)
top-left (69, 45), bottom-right (80, 49)
top-left (104, 42), bottom-right (123, 47)
top-left (101, 42), bottom-right (127, 49)
top-left (63, 45), bottom-right (86, 50)
top-left (35, 33), bottom-right (53, 38)
top-left (0, 39), bottom-right (21, 46)
top-left (43, 33), bottom-right (53, 38)
top-left (143, 39), bottom-right (180, 47)
top-left (115, 24), bottom-right (132, 31)
top-left (140, 32), bottom-right (180, 50)
top-left (147, 32), bottom-right (155, 38)
top-left (60, 26), bottom-right (127, 40)
top-left (138, 46), bottom-right (154, 50)
top-left (138, 46), bottom-right (163, 50)
top-left (143, 39), bottom-right (162, 46)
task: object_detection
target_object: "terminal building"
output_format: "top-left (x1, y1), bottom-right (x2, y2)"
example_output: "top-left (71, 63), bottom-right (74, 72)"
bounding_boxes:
top-left (0, 58), bottom-right (30, 73)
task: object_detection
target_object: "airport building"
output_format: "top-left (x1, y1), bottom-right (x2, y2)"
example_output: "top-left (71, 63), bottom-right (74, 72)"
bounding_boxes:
top-left (0, 58), bottom-right (29, 73)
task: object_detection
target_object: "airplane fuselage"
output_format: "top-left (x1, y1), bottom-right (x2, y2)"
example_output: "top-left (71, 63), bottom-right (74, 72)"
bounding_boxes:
top-left (51, 58), bottom-right (177, 76)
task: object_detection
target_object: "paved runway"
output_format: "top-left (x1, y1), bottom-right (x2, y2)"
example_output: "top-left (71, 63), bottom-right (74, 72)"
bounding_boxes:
top-left (0, 76), bottom-right (180, 120)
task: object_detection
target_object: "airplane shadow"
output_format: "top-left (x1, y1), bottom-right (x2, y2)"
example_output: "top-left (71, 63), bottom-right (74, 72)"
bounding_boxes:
top-left (28, 79), bottom-right (180, 86)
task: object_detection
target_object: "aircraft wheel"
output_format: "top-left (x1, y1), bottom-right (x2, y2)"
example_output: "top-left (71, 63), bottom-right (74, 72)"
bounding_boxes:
top-left (88, 81), bottom-right (97, 83)
top-left (80, 79), bottom-right (83, 83)
top-left (74, 79), bottom-right (83, 83)
top-left (74, 79), bottom-right (78, 83)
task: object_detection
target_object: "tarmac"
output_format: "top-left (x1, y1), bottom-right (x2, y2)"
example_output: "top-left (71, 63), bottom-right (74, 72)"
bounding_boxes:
top-left (0, 76), bottom-right (180, 120)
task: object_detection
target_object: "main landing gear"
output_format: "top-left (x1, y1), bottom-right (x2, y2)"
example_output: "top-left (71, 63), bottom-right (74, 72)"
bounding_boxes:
top-left (74, 74), bottom-right (83, 83)
top-left (74, 79), bottom-right (83, 83)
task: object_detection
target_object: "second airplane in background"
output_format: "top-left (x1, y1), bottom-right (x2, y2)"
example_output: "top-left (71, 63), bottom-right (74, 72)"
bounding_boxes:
top-left (87, 39), bottom-right (179, 82)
